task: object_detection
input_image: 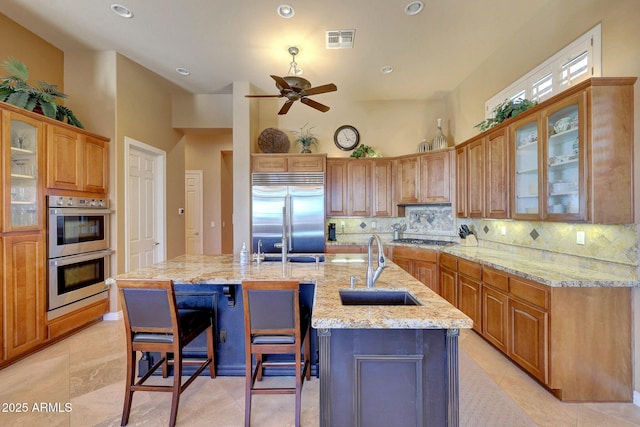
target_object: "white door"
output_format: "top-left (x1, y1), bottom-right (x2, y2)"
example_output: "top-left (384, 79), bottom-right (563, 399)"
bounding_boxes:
top-left (125, 137), bottom-right (166, 271)
top-left (185, 170), bottom-right (203, 254)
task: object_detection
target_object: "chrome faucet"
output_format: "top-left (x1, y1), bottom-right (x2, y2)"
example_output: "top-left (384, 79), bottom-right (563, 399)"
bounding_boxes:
top-left (254, 239), bottom-right (263, 265)
top-left (366, 234), bottom-right (386, 288)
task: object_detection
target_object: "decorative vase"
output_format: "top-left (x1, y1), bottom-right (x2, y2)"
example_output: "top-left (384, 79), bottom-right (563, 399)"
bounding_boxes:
top-left (432, 118), bottom-right (448, 150)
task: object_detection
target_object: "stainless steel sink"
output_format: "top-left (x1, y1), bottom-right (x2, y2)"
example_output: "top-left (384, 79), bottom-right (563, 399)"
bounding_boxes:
top-left (339, 290), bottom-right (421, 306)
top-left (261, 254), bottom-right (325, 263)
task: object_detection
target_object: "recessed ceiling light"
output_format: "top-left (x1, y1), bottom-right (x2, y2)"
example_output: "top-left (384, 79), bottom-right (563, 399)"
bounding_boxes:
top-left (176, 67), bottom-right (191, 76)
top-left (405, 1), bottom-right (424, 15)
top-left (380, 65), bottom-right (394, 74)
top-left (277, 4), bottom-right (295, 18)
top-left (110, 4), bottom-right (134, 18)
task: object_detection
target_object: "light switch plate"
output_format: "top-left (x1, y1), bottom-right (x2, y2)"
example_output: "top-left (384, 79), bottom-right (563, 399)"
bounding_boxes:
top-left (576, 231), bottom-right (585, 245)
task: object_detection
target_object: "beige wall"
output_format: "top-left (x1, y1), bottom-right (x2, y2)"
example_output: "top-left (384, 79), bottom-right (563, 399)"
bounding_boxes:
top-left (254, 96), bottom-right (448, 157)
top-left (184, 131), bottom-right (234, 254)
top-left (0, 12), bottom-right (64, 92)
top-left (115, 55), bottom-right (189, 262)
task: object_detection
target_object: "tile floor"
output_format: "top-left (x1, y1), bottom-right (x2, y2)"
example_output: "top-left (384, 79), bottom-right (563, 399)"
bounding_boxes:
top-left (0, 319), bottom-right (639, 426)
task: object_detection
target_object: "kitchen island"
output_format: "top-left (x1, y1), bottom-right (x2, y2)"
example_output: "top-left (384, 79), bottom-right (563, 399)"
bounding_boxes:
top-left (114, 253), bottom-right (472, 427)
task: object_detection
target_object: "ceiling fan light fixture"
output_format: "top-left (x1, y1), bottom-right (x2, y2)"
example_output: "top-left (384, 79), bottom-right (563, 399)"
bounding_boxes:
top-left (110, 3), bottom-right (134, 18)
top-left (277, 4), bottom-right (295, 18)
top-left (176, 67), bottom-right (191, 76)
top-left (405, 1), bottom-right (424, 15)
top-left (380, 65), bottom-right (394, 74)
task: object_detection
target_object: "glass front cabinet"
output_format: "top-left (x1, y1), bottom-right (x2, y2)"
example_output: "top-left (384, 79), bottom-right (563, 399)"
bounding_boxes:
top-left (509, 78), bottom-right (636, 224)
top-left (512, 115), bottom-right (542, 219)
top-left (2, 110), bottom-right (44, 232)
top-left (543, 93), bottom-right (586, 221)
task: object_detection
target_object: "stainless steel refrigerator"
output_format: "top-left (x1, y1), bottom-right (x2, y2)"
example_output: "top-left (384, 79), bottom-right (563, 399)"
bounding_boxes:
top-left (251, 172), bottom-right (325, 254)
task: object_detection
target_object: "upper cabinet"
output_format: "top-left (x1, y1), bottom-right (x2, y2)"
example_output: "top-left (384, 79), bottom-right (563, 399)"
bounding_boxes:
top-left (326, 158), bottom-right (393, 217)
top-left (511, 78), bottom-right (635, 223)
top-left (393, 156), bottom-right (420, 204)
top-left (459, 77), bottom-right (636, 224)
top-left (2, 110), bottom-right (44, 232)
top-left (46, 124), bottom-right (109, 194)
top-left (419, 150), bottom-right (454, 204)
top-left (251, 154), bottom-right (326, 172)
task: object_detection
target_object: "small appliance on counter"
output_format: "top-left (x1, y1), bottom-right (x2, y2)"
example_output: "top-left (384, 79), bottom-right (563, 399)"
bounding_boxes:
top-left (328, 223), bottom-right (336, 241)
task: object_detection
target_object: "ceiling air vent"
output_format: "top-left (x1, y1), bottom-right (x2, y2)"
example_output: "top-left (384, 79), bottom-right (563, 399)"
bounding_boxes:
top-left (326, 30), bottom-right (355, 49)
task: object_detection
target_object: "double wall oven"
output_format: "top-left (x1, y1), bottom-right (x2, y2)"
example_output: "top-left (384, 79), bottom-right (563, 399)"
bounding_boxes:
top-left (47, 196), bottom-right (112, 320)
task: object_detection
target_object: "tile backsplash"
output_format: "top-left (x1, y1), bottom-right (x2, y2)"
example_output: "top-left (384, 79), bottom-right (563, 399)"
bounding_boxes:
top-left (327, 204), bottom-right (639, 273)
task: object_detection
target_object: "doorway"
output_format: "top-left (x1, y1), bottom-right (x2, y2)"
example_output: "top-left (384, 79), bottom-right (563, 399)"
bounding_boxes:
top-left (124, 137), bottom-right (166, 271)
top-left (221, 150), bottom-right (234, 254)
top-left (185, 170), bottom-right (203, 254)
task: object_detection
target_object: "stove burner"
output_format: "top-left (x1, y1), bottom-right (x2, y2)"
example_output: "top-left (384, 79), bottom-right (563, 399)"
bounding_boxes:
top-left (392, 238), bottom-right (450, 246)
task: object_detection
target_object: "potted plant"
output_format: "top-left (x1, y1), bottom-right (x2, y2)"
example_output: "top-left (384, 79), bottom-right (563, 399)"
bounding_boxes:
top-left (474, 98), bottom-right (537, 132)
top-left (292, 123), bottom-right (318, 153)
top-left (0, 57), bottom-right (84, 128)
top-left (350, 144), bottom-right (380, 158)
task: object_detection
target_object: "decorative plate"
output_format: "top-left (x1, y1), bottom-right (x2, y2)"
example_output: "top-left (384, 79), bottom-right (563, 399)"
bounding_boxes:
top-left (258, 128), bottom-right (290, 153)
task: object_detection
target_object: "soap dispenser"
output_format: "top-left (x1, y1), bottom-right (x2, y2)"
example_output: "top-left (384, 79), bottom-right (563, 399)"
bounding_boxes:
top-left (240, 242), bottom-right (249, 265)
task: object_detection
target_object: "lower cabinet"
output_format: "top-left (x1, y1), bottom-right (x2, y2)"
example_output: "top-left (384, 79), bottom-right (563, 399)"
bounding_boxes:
top-left (441, 256), bottom-right (631, 401)
top-left (508, 298), bottom-right (548, 384)
top-left (390, 247), bottom-right (438, 293)
top-left (3, 232), bottom-right (46, 360)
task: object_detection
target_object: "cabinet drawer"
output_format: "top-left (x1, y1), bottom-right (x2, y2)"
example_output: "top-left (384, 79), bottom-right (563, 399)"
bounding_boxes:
top-left (458, 259), bottom-right (481, 280)
top-left (392, 246), bottom-right (437, 263)
top-left (252, 156), bottom-right (287, 172)
top-left (483, 266), bottom-right (508, 292)
top-left (509, 277), bottom-right (548, 310)
top-left (439, 253), bottom-right (457, 270)
top-left (287, 156), bottom-right (324, 172)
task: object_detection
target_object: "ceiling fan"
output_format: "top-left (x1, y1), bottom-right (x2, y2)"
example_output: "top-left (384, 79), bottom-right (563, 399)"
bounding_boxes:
top-left (246, 47), bottom-right (337, 115)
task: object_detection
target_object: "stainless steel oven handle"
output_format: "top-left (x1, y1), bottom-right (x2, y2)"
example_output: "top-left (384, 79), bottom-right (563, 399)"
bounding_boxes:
top-left (49, 208), bottom-right (113, 215)
top-left (49, 249), bottom-right (113, 266)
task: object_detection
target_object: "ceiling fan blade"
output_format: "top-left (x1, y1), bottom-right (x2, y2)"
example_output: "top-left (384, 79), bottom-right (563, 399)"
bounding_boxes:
top-left (300, 97), bottom-right (330, 113)
top-left (302, 83), bottom-right (337, 96)
top-left (245, 94), bottom-right (283, 98)
top-left (271, 75), bottom-right (291, 90)
top-left (278, 100), bottom-right (294, 115)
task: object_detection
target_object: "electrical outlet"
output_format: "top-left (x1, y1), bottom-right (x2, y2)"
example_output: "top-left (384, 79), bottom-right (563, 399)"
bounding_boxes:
top-left (371, 221), bottom-right (377, 229)
top-left (576, 231), bottom-right (585, 245)
top-left (501, 226), bottom-right (507, 236)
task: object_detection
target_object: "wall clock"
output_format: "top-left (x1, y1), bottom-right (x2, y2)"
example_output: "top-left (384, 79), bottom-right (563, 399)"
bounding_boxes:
top-left (334, 125), bottom-right (360, 151)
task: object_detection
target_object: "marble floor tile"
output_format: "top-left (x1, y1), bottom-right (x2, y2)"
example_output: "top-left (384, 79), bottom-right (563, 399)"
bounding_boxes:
top-left (1, 320), bottom-right (640, 426)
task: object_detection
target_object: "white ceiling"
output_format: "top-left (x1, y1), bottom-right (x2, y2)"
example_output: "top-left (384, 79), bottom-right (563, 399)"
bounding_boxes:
top-left (1, 0), bottom-right (553, 101)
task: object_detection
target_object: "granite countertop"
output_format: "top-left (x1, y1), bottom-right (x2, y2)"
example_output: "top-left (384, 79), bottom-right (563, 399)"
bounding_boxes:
top-left (114, 254), bottom-right (472, 330)
top-left (442, 245), bottom-right (638, 288)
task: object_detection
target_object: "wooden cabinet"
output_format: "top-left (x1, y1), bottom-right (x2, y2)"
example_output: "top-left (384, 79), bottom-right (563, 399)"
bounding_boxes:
top-left (456, 138), bottom-right (484, 218)
top-left (2, 110), bottom-right (45, 232)
top-left (326, 158), bottom-right (348, 216)
top-left (393, 156), bottom-right (419, 204)
top-left (47, 124), bottom-right (109, 194)
top-left (457, 259), bottom-right (482, 334)
top-left (419, 150), bottom-right (454, 203)
top-left (438, 252), bottom-right (457, 306)
top-left (2, 232), bottom-right (46, 359)
top-left (447, 255), bottom-right (631, 401)
top-left (455, 147), bottom-right (467, 217)
top-left (325, 245), bottom-right (365, 253)
top-left (326, 158), bottom-right (393, 218)
top-left (391, 246), bottom-right (438, 293)
top-left (347, 160), bottom-right (371, 216)
top-left (251, 154), bottom-right (326, 172)
top-left (481, 267), bottom-right (509, 353)
top-left (371, 159), bottom-right (393, 217)
top-left (485, 128), bottom-right (510, 218)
